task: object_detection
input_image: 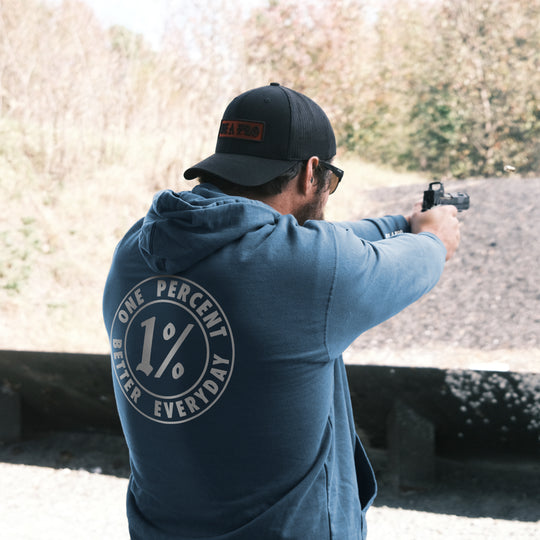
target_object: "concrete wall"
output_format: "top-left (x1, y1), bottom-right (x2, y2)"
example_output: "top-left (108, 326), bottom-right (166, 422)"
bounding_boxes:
top-left (1, 350), bottom-right (538, 457)
top-left (345, 364), bottom-right (540, 456)
top-left (0, 350), bottom-right (120, 435)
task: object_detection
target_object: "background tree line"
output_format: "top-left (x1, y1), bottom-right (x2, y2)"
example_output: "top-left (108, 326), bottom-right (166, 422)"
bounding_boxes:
top-left (247, 0), bottom-right (540, 178)
top-left (1, 0), bottom-right (539, 186)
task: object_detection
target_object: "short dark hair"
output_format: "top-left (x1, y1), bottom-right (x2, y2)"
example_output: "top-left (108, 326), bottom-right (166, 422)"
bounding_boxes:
top-left (199, 161), bottom-right (331, 197)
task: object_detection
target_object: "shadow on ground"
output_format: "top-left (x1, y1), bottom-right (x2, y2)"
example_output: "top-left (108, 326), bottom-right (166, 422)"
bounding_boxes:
top-left (1, 431), bottom-right (538, 523)
top-left (0, 431), bottom-right (130, 478)
top-left (371, 448), bottom-right (540, 522)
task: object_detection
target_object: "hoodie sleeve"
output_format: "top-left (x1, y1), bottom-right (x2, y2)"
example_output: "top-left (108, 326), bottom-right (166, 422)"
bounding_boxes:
top-left (334, 215), bottom-right (410, 242)
top-left (325, 224), bottom-right (446, 358)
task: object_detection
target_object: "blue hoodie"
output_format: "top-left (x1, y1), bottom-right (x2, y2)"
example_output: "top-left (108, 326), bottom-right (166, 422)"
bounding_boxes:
top-left (103, 184), bottom-right (446, 539)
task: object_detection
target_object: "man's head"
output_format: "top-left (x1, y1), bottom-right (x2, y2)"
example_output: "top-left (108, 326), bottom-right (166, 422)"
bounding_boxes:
top-left (184, 83), bottom-right (342, 224)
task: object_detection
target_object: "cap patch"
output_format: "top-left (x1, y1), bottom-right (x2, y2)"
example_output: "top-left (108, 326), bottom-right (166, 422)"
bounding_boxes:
top-left (219, 120), bottom-right (264, 142)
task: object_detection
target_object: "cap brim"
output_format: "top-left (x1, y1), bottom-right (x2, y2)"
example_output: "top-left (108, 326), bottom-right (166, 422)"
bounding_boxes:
top-left (183, 153), bottom-right (297, 187)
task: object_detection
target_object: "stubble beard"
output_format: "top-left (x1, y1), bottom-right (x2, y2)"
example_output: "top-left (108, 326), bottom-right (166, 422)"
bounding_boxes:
top-left (294, 197), bottom-right (326, 226)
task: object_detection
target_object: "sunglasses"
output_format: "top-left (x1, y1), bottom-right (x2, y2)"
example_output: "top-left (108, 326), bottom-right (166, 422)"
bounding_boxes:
top-left (319, 161), bottom-right (344, 194)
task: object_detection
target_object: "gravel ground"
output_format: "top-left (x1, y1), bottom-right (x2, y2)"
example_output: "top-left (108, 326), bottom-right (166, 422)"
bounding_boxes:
top-left (0, 431), bottom-right (538, 540)
top-left (1, 177), bottom-right (539, 539)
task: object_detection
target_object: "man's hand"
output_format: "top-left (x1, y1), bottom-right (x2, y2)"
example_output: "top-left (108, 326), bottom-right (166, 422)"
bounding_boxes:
top-left (409, 204), bottom-right (461, 261)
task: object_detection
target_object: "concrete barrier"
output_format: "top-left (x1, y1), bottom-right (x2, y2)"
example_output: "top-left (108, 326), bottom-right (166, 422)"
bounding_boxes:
top-left (346, 364), bottom-right (540, 456)
top-left (0, 350), bottom-right (119, 434)
top-left (1, 351), bottom-right (538, 460)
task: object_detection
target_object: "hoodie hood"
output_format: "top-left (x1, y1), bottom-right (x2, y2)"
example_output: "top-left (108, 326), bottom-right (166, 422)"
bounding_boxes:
top-left (139, 184), bottom-right (278, 273)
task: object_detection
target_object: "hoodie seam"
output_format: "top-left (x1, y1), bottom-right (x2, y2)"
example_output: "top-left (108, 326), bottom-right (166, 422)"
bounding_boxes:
top-left (323, 224), bottom-right (339, 361)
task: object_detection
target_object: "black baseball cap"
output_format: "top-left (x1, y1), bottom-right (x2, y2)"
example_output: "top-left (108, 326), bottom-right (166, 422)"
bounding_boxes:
top-left (183, 83), bottom-right (336, 186)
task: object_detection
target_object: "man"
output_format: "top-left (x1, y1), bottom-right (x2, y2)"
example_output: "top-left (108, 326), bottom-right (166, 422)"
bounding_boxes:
top-left (103, 83), bottom-right (460, 539)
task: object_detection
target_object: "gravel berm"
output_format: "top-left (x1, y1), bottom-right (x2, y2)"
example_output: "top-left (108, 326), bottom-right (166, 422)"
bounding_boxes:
top-left (1, 177), bottom-right (539, 539)
top-left (347, 176), bottom-right (540, 371)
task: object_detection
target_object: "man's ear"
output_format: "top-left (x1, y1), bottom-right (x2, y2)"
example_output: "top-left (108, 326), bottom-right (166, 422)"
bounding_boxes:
top-left (298, 156), bottom-right (320, 195)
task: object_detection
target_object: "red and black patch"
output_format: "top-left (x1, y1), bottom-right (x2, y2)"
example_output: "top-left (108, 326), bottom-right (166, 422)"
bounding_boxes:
top-left (219, 120), bottom-right (265, 142)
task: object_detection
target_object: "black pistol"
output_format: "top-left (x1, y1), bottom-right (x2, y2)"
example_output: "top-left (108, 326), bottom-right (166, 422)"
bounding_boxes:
top-left (422, 181), bottom-right (470, 212)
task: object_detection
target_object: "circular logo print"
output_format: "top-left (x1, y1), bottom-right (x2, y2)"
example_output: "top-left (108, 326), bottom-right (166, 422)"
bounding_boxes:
top-left (109, 276), bottom-right (234, 424)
